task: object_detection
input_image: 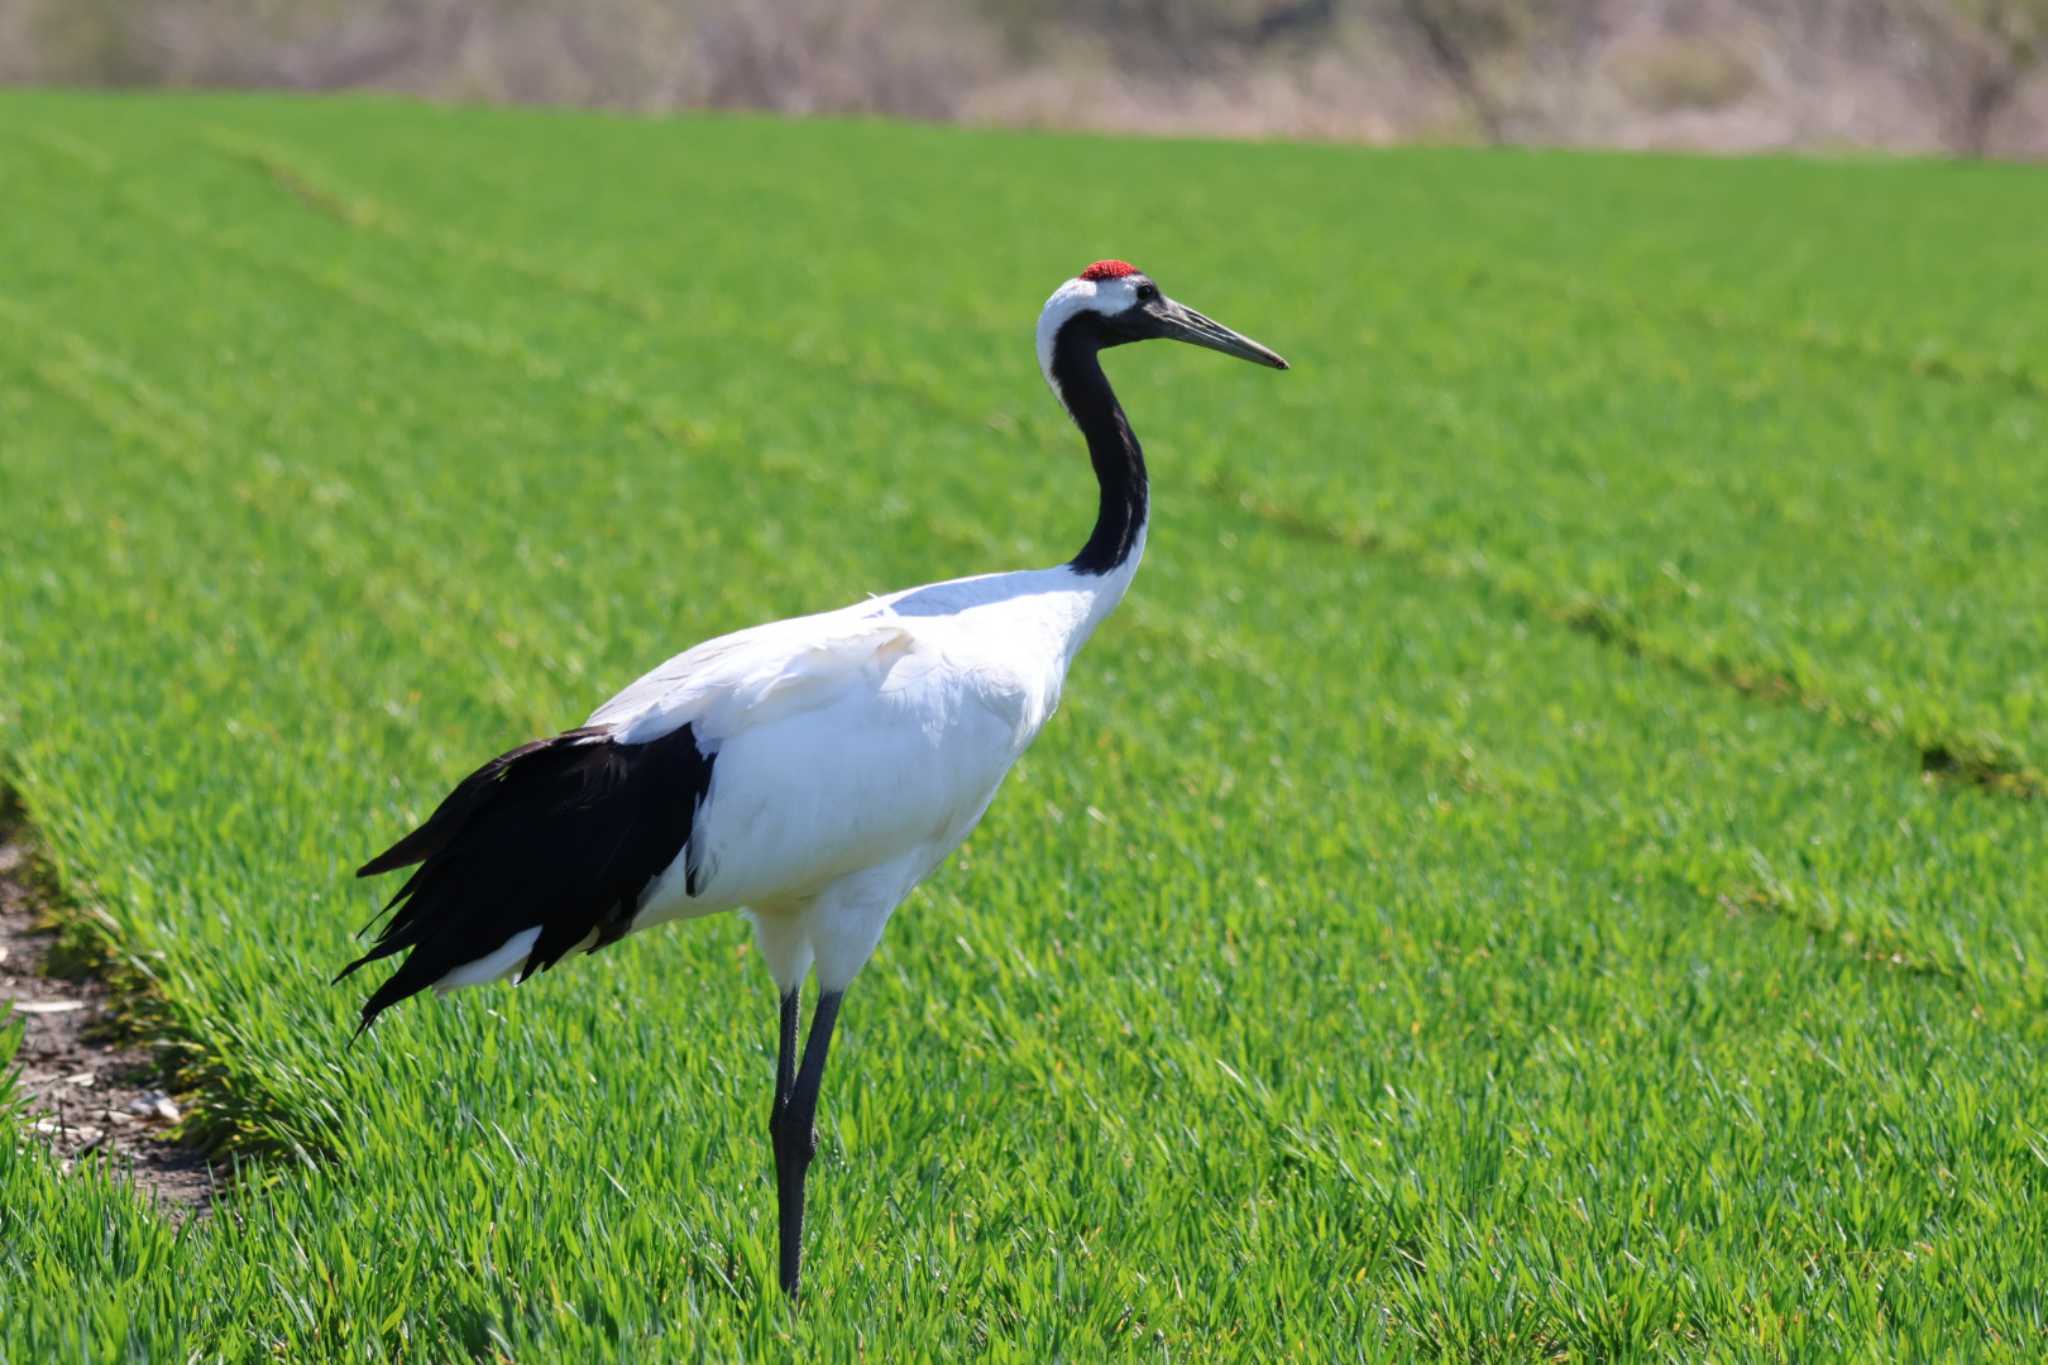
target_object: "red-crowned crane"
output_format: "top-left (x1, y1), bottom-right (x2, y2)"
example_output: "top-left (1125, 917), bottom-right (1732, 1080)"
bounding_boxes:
top-left (340, 260), bottom-right (1288, 1298)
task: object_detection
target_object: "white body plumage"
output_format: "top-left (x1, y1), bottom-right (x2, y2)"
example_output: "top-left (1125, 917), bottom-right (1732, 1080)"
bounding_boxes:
top-left (600, 541), bottom-right (1143, 992)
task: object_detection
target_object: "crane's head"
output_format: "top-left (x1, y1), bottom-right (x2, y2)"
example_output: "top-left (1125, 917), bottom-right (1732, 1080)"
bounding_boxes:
top-left (1036, 260), bottom-right (1288, 394)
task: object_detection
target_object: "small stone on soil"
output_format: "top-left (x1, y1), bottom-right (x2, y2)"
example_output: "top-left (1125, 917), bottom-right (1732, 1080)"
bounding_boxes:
top-left (1, 813), bottom-right (214, 1222)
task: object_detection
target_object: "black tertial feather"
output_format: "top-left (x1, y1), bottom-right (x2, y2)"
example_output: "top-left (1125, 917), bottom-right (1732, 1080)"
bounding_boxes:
top-left (340, 722), bottom-right (715, 1035)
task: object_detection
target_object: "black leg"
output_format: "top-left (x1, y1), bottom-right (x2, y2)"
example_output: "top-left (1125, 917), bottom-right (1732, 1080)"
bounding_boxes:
top-left (768, 988), bottom-right (802, 1294)
top-left (770, 989), bottom-right (843, 1300)
top-left (773, 989), bottom-right (801, 1116)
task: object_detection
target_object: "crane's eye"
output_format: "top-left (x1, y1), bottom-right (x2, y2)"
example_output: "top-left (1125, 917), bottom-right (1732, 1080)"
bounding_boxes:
top-left (1135, 282), bottom-right (1159, 302)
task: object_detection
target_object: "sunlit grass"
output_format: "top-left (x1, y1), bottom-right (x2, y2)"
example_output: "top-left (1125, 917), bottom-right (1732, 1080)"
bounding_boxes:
top-left (2, 90), bottom-right (2045, 1359)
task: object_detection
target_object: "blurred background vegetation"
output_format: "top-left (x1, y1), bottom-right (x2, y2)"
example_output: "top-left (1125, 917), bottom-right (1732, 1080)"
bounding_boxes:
top-left (1, 0), bottom-right (2042, 156)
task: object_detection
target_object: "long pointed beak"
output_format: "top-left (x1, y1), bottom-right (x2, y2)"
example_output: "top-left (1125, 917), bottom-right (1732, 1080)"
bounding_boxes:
top-left (1155, 298), bottom-right (1289, 370)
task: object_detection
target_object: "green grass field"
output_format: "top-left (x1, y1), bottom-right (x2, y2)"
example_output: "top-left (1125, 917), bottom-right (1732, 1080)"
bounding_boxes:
top-left (2, 89), bottom-right (2046, 1359)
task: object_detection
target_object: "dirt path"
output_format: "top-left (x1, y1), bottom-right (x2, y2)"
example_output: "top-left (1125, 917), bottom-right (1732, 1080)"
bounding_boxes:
top-left (1, 821), bottom-right (214, 1221)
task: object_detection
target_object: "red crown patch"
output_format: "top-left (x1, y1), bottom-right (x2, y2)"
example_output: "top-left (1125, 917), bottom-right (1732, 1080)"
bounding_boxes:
top-left (1079, 259), bottom-right (1139, 280)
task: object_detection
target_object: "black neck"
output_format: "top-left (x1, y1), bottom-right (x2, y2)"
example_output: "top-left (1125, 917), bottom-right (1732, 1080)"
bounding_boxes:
top-left (1051, 316), bottom-right (1148, 577)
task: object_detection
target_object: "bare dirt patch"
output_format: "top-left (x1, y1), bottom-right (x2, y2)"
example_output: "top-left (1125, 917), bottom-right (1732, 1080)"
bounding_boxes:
top-left (1, 812), bottom-right (214, 1222)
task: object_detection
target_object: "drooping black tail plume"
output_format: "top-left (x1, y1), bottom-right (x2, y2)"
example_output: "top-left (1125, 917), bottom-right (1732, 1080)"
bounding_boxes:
top-left (341, 722), bottom-right (715, 1035)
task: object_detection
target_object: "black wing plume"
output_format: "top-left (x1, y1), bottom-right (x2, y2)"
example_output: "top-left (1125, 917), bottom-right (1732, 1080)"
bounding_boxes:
top-left (340, 722), bottom-right (715, 1035)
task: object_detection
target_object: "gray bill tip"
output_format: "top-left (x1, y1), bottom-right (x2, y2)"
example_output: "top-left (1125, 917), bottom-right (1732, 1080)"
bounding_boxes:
top-left (1230, 334), bottom-right (1289, 370)
top-left (1167, 301), bottom-right (1290, 371)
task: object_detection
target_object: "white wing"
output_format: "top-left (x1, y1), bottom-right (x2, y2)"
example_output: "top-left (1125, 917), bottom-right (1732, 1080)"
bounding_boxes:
top-left (591, 591), bottom-right (1046, 919)
top-left (589, 604), bottom-right (921, 747)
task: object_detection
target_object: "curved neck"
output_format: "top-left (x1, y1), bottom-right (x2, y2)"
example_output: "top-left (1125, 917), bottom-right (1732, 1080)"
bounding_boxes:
top-left (1048, 317), bottom-right (1148, 577)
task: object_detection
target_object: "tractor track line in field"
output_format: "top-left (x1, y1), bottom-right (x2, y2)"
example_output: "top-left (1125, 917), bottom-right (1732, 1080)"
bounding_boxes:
top-left (46, 138), bottom-right (2042, 807)
top-left (163, 121), bottom-right (2031, 597)
top-left (15, 127), bottom-right (705, 444)
top-left (18, 120), bottom-right (2031, 999)
top-left (0, 302), bottom-right (577, 753)
top-left (193, 121), bottom-right (2048, 410)
top-left (29, 128), bottom-right (2041, 807)
top-left (1459, 263), bottom-right (2048, 404)
top-left (191, 128), bottom-right (995, 434)
top-left (14, 137), bottom-right (729, 583)
top-left (3, 286), bottom-right (1544, 996)
top-left (939, 481), bottom-right (2008, 992)
top-left (1198, 470), bottom-right (2045, 803)
top-left (81, 129), bottom-right (982, 457)
top-left (172, 126), bottom-right (2036, 588)
top-left (198, 127), bottom-right (667, 326)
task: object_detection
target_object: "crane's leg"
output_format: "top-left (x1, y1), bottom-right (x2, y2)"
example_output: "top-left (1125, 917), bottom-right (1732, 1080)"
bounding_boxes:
top-left (772, 989), bottom-right (801, 1130)
top-left (770, 989), bottom-right (842, 1300)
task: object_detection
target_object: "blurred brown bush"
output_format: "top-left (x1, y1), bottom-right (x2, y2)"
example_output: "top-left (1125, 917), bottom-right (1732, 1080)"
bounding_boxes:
top-left (2, 0), bottom-right (2041, 157)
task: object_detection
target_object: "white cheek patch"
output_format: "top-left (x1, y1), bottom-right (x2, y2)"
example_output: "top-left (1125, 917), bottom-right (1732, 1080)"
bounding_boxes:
top-left (1035, 276), bottom-right (1142, 396)
top-left (1090, 276), bottom-right (1140, 314)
